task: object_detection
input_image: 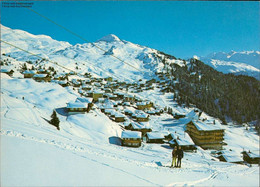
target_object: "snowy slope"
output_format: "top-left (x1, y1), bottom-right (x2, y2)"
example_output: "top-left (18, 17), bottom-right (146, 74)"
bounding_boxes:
top-left (200, 51), bottom-right (260, 80)
top-left (1, 75), bottom-right (259, 186)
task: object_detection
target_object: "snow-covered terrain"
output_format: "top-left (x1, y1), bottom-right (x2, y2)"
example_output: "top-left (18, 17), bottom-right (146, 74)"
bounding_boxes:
top-left (1, 73), bottom-right (259, 186)
top-left (1, 25), bottom-right (259, 186)
top-left (199, 51), bottom-right (260, 80)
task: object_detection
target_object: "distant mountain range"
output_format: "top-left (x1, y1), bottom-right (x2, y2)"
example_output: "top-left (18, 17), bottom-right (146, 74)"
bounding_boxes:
top-left (199, 51), bottom-right (260, 80)
top-left (2, 24), bottom-right (258, 81)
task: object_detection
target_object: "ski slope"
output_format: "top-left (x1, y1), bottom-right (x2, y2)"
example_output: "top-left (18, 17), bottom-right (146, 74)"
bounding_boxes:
top-left (1, 74), bottom-right (259, 186)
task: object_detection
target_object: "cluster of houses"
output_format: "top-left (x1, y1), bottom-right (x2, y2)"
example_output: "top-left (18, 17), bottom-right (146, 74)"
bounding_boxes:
top-left (1, 61), bottom-right (259, 165)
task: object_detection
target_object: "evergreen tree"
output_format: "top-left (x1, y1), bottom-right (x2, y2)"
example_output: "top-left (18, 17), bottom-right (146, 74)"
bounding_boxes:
top-left (50, 110), bottom-right (60, 130)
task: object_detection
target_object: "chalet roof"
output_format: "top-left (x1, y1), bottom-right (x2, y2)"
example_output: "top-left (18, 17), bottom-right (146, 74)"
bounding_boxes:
top-left (67, 102), bottom-right (88, 109)
top-left (186, 109), bottom-right (199, 120)
top-left (76, 97), bottom-right (93, 103)
top-left (1, 68), bottom-right (13, 72)
top-left (136, 101), bottom-right (151, 106)
top-left (147, 132), bottom-right (165, 140)
top-left (170, 132), bottom-right (195, 146)
top-left (93, 90), bottom-right (104, 94)
top-left (23, 70), bottom-right (37, 74)
top-left (192, 120), bottom-right (224, 131)
top-left (121, 130), bottom-right (141, 139)
top-left (131, 122), bottom-right (150, 130)
top-left (33, 74), bottom-right (48, 78)
top-left (136, 113), bottom-right (149, 118)
top-left (58, 80), bottom-right (67, 84)
top-left (221, 151), bottom-right (244, 163)
top-left (246, 150), bottom-right (260, 158)
top-left (115, 112), bottom-right (125, 118)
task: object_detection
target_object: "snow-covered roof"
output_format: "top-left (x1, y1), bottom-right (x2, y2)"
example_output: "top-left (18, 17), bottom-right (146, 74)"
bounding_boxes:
top-left (136, 101), bottom-right (150, 106)
top-left (221, 151), bottom-right (244, 163)
top-left (58, 80), bottom-right (67, 84)
top-left (23, 70), bottom-right (37, 74)
top-left (192, 120), bottom-right (224, 131)
top-left (246, 150), bottom-right (260, 158)
top-left (1, 68), bottom-right (13, 72)
top-left (136, 113), bottom-right (149, 118)
top-left (76, 97), bottom-right (93, 103)
top-left (121, 130), bottom-right (141, 139)
top-left (67, 102), bottom-right (87, 109)
top-left (171, 132), bottom-right (195, 146)
top-left (33, 74), bottom-right (48, 78)
top-left (115, 112), bottom-right (125, 118)
top-left (186, 109), bottom-right (199, 120)
top-left (147, 132), bottom-right (165, 140)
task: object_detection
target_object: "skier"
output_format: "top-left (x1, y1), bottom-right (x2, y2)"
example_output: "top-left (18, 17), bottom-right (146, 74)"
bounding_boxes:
top-left (171, 146), bottom-right (178, 168)
top-left (176, 146), bottom-right (184, 168)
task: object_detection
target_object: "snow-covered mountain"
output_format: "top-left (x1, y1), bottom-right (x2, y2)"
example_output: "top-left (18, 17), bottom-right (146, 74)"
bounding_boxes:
top-left (1, 25), bottom-right (185, 82)
top-left (200, 51), bottom-right (260, 80)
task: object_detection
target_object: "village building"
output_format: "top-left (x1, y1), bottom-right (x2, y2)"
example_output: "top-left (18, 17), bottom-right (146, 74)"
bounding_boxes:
top-left (105, 77), bottom-right (113, 82)
top-left (22, 70), bottom-right (37, 78)
top-left (136, 113), bottom-right (149, 122)
top-left (33, 74), bottom-right (51, 82)
top-left (169, 132), bottom-right (197, 152)
top-left (53, 74), bottom-right (67, 80)
top-left (186, 120), bottom-right (225, 150)
top-left (71, 79), bottom-right (81, 87)
top-left (81, 84), bottom-right (92, 91)
top-left (136, 101), bottom-right (153, 110)
top-left (121, 130), bottom-right (142, 147)
top-left (67, 102), bottom-right (88, 114)
top-left (100, 102), bottom-right (114, 113)
top-left (242, 150), bottom-right (260, 164)
top-left (37, 69), bottom-right (50, 74)
top-left (1, 68), bottom-right (14, 76)
top-left (146, 132), bottom-right (165, 144)
top-left (91, 90), bottom-right (104, 102)
top-left (218, 151), bottom-right (244, 164)
top-left (125, 121), bottom-right (152, 136)
top-left (58, 80), bottom-right (69, 87)
top-left (114, 112), bottom-right (126, 122)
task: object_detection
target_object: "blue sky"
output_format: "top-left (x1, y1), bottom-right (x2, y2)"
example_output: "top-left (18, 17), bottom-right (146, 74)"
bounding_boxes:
top-left (1, 1), bottom-right (259, 58)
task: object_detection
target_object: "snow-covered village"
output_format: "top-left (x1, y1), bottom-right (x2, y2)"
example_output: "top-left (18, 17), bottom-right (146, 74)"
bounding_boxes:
top-left (1, 1), bottom-right (260, 186)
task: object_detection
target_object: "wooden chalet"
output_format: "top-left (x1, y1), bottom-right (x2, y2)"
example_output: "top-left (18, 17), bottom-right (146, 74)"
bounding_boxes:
top-left (105, 77), bottom-right (113, 82)
top-left (125, 122), bottom-right (152, 136)
top-left (121, 130), bottom-right (142, 147)
top-left (81, 84), bottom-right (92, 91)
top-left (58, 80), bottom-right (69, 87)
top-left (114, 113), bottom-right (126, 122)
top-left (242, 151), bottom-right (260, 165)
top-left (91, 90), bottom-right (104, 102)
top-left (67, 102), bottom-right (88, 114)
top-left (136, 113), bottom-right (149, 122)
top-left (22, 70), bottom-right (37, 78)
top-left (136, 101), bottom-right (153, 110)
top-left (37, 69), bottom-right (50, 74)
top-left (169, 132), bottom-right (197, 152)
top-left (186, 120), bottom-right (225, 150)
top-left (218, 151), bottom-right (244, 164)
top-left (33, 74), bottom-right (51, 82)
top-left (146, 132), bottom-right (165, 144)
top-left (1, 68), bottom-right (14, 76)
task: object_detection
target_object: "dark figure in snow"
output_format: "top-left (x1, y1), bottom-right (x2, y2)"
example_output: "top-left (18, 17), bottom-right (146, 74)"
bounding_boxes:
top-left (171, 146), bottom-right (178, 168)
top-left (176, 146), bottom-right (184, 168)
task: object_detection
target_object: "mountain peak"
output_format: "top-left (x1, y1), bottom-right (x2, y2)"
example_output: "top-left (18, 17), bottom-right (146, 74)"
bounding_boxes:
top-left (97, 34), bottom-right (121, 42)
